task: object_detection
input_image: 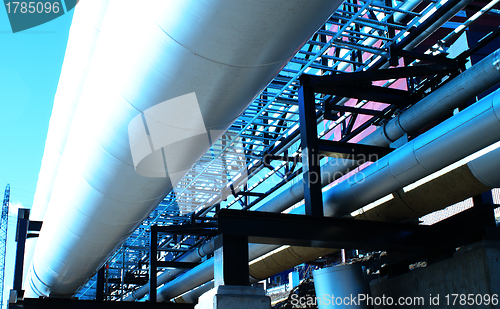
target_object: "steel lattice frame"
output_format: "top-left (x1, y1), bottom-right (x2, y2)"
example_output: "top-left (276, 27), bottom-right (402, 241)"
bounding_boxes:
top-left (76, 0), bottom-right (500, 300)
top-left (0, 185), bottom-right (10, 308)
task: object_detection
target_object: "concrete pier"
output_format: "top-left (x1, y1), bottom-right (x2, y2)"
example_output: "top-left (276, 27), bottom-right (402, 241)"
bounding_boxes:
top-left (370, 240), bottom-right (500, 308)
top-left (195, 286), bottom-right (271, 309)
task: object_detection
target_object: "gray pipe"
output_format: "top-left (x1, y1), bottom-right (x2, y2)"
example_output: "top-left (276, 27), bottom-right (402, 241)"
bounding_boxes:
top-left (157, 259), bottom-right (215, 303)
top-left (403, 0), bottom-right (472, 51)
top-left (255, 158), bottom-right (361, 213)
top-left (358, 145), bottom-right (500, 222)
top-left (126, 241), bottom-right (278, 301)
top-left (174, 280), bottom-right (215, 304)
top-left (364, 49), bottom-right (500, 147)
top-left (153, 243), bottom-right (279, 302)
top-left (324, 87), bottom-right (500, 216)
top-left (393, 0), bottom-right (423, 23)
top-left (126, 238), bottom-right (214, 301)
top-left (468, 145), bottom-right (500, 188)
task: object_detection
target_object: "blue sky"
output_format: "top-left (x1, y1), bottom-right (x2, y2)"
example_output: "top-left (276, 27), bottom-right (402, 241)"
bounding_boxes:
top-left (0, 6), bottom-right (74, 306)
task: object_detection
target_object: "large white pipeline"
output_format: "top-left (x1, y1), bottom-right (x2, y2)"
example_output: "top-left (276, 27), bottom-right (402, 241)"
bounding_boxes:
top-left (23, 0), bottom-right (110, 287)
top-left (27, 0), bottom-right (343, 297)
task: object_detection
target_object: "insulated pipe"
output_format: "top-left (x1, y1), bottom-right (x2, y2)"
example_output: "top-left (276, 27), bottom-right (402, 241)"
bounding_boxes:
top-left (27, 0), bottom-right (342, 297)
top-left (29, 0), bottom-right (110, 223)
top-left (468, 146), bottom-right (500, 188)
top-left (393, 0), bottom-right (423, 23)
top-left (363, 49), bottom-right (500, 147)
top-left (256, 158), bottom-right (361, 213)
top-left (157, 259), bottom-right (215, 303)
top-left (174, 281), bottom-right (215, 304)
top-left (126, 240), bottom-right (278, 301)
top-left (248, 246), bottom-right (335, 283)
top-left (155, 245), bottom-right (333, 303)
top-left (402, 0), bottom-right (473, 51)
top-left (324, 88), bottom-right (500, 217)
top-left (152, 243), bottom-right (281, 302)
top-left (126, 237), bottom-right (217, 301)
top-left (23, 0), bottom-right (110, 287)
top-left (358, 145), bottom-right (500, 222)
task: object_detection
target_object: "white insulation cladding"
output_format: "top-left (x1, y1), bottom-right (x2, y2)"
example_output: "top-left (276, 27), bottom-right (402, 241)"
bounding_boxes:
top-left (26, 0), bottom-right (343, 297)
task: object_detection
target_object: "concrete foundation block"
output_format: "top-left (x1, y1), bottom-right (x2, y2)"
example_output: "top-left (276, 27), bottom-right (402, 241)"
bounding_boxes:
top-left (370, 240), bottom-right (500, 308)
top-left (195, 285), bottom-right (271, 309)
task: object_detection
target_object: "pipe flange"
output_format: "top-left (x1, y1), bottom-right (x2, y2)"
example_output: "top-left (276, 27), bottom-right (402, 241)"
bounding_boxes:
top-left (395, 112), bottom-right (408, 137)
top-left (494, 59), bottom-right (500, 72)
top-left (381, 120), bottom-right (396, 144)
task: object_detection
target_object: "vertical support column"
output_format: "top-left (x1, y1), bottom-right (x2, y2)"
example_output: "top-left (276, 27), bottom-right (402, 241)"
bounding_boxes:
top-left (214, 234), bottom-right (249, 287)
top-left (96, 266), bottom-right (105, 301)
top-left (473, 191), bottom-right (495, 206)
top-left (121, 248), bottom-right (125, 301)
top-left (298, 82), bottom-right (324, 217)
top-left (385, 0), bottom-right (397, 67)
top-left (149, 225), bottom-right (158, 303)
top-left (320, 25), bottom-right (328, 72)
top-left (13, 208), bottom-right (29, 297)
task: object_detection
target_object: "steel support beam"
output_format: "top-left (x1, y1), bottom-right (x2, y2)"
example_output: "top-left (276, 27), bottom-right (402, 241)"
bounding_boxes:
top-left (385, 203), bottom-right (497, 276)
top-left (298, 84), bottom-right (324, 217)
top-left (13, 209), bottom-right (29, 297)
top-left (217, 205), bottom-right (498, 253)
top-left (214, 234), bottom-right (249, 287)
top-left (149, 225), bottom-right (157, 303)
top-left (155, 224), bottom-right (217, 237)
top-left (96, 266), bottom-right (105, 301)
top-left (328, 104), bottom-right (383, 116)
top-left (318, 140), bottom-right (393, 161)
top-left (305, 63), bottom-right (460, 85)
top-left (317, 82), bottom-right (416, 105)
top-left (473, 191), bottom-right (495, 206)
top-left (156, 261), bottom-right (200, 269)
top-left (217, 209), bottom-right (431, 252)
top-left (16, 298), bottom-right (194, 309)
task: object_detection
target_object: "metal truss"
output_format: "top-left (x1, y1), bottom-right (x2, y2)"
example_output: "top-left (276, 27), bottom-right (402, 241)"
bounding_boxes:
top-left (76, 0), bottom-right (500, 300)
